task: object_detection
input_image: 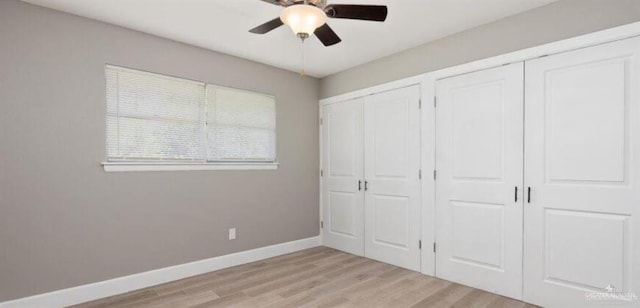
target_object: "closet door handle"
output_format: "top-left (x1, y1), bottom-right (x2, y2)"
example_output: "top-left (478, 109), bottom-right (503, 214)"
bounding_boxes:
top-left (514, 186), bottom-right (518, 203)
top-left (358, 180), bottom-right (362, 191)
top-left (364, 181), bottom-right (369, 191)
top-left (527, 187), bottom-right (531, 203)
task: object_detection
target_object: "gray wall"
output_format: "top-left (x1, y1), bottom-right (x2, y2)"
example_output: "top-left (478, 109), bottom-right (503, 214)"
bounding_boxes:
top-left (320, 0), bottom-right (640, 98)
top-left (0, 0), bottom-right (319, 302)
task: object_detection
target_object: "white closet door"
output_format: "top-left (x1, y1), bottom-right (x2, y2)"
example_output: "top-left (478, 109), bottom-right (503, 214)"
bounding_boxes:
top-left (322, 98), bottom-right (365, 256)
top-left (524, 37), bottom-right (640, 307)
top-left (364, 85), bottom-right (421, 271)
top-left (435, 63), bottom-right (524, 299)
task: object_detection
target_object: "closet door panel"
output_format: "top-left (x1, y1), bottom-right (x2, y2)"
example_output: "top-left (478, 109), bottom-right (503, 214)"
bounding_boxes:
top-left (364, 85), bottom-right (421, 271)
top-left (322, 98), bottom-right (365, 256)
top-left (435, 63), bottom-right (524, 299)
top-left (524, 37), bottom-right (640, 307)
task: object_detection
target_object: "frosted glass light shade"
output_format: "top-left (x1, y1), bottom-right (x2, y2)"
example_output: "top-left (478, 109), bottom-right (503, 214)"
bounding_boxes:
top-left (280, 4), bottom-right (327, 35)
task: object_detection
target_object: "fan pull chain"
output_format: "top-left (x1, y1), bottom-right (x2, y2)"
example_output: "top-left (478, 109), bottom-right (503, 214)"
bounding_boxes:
top-left (300, 37), bottom-right (306, 77)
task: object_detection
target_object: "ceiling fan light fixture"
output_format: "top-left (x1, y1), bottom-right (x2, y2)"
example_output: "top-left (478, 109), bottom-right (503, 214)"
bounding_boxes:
top-left (280, 4), bottom-right (327, 37)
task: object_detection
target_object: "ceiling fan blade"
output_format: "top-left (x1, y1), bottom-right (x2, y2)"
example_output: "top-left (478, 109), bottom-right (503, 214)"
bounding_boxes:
top-left (249, 17), bottom-right (284, 34)
top-left (314, 23), bottom-right (342, 46)
top-left (324, 4), bottom-right (388, 22)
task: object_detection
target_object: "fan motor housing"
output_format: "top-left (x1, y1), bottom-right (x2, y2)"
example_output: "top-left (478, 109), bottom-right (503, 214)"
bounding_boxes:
top-left (283, 0), bottom-right (327, 7)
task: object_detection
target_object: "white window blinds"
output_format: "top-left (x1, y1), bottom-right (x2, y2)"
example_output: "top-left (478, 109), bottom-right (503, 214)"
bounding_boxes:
top-left (206, 85), bottom-right (276, 161)
top-left (105, 65), bottom-right (276, 163)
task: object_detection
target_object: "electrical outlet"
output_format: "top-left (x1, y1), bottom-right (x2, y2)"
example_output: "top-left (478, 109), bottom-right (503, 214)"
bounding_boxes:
top-left (228, 228), bottom-right (236, 240)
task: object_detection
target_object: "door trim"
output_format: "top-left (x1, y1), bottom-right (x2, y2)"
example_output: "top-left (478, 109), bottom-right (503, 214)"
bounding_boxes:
top-left (320, 21), bottom-right (640, 107)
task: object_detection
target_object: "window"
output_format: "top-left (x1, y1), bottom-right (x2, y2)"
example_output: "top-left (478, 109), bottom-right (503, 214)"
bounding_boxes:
top-left (104, 65), bottom-right (277, 171)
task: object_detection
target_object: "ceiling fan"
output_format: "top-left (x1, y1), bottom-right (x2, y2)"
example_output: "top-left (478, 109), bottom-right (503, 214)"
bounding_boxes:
top-left (250, 0), bottom-right (388, 46)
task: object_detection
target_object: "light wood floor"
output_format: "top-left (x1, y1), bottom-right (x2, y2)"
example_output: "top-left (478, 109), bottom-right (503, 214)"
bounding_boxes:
top-left (71, 247), bottom-right (537, 308)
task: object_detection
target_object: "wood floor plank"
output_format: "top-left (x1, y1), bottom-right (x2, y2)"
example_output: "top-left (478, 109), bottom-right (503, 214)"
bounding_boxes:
top-left (309, 250), bottom-right (353, 267)
top-left (356, 277), bottom-right (419, 306)
top-left (233, 292), bottom-right (284, 308)
top-left (451, 288), bottom-right (501, 308)
top-left (316, 296), bottom-right (352, 308)
top-left (378, 267), bottom-right (413, 280)
top-left (155, 290), bottom-right (220, 308)
top-left (152, 271), bottom-right (220, 295)
top-left (214, 264), bottom-right (318, 297)
top-left (262, 246), bottom-right (330, 265)
top-left (343, 272), bottom-right (403, 302)
top-left (244, 262), bottom-right (348, 297)
top-left (303, 264), bottom-right (411, 307)
top-left (386, 277), bottom-right (451, 307)
top-left (70, 288), bottom-right (158, 308)
top-left (120, 290), bottom-right (187, 307)
top-left (287, 250), bottom-right (339, 266)
top-left (410, 283), bottom-right (475, 308)
top-left (213, 261), bottom-right (268, 277)
top-left (323, 258), bottom-right (380, 279)
top-left (265, 263), bottom-right (388, 307)
top-left (261, 259), bottom-right (374, 306)
top-left (70, 247), bottom-right (538, 308)
top-left (486, 296), bottom-right (527, 308)
top-left (277, 276), bottom-right (330, 298)
top-left (186, 262), bottom-right (310, 296)
top-left (297, 269), bottom-right (382, 302)
top-left (188, 292), bottom-right (248, 308)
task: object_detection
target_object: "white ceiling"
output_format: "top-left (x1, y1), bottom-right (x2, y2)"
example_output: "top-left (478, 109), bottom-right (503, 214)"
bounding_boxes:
top-left (23, 0), bottom-right (557, 77)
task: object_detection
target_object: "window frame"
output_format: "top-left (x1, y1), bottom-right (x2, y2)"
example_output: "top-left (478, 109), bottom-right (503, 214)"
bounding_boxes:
top-left (102, 65), bottom-right (278, 172)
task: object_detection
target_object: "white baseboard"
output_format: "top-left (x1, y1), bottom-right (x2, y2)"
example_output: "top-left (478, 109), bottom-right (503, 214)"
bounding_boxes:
top-left (0, 236), bottom-right (320, 308)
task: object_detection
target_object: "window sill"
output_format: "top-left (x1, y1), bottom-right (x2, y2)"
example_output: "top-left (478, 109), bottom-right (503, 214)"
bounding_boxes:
top-left (102, 162), bottom-right (279, 172)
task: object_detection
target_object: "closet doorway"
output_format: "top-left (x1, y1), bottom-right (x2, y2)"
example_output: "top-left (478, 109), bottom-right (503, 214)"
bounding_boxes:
top-left (321, 85), bottom-right (422, 271)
